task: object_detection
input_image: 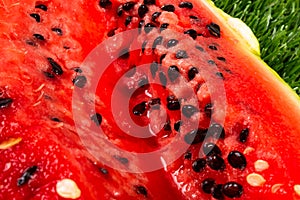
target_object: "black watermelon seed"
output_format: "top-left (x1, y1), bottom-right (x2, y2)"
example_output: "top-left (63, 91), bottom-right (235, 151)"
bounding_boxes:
top-left (99, 168), bottom-right (109, 175)
top-left (161, 4), bottom-right (175, 12)
top-left (179, 1), bottom-right (193, 9)
top-left (91, 113), bottom-right (102, 126)
top-left (175, 50), bottom-right (188, 59)
top-left (184, 128), bottom-right (207, 145)
top-left (150, 62), bottom-right (158, 78)
top-left (43, 71), bottom-right (54, 79)
top-left (168, 65), bottom-right (179, 82)
top-left (35, 4), bottom-right (47, 11)
top-left (29, 13), bottom-right (41, 22)
top-left (192, 158), bottom-right (206, 172)
top-left (188, 67), bottom-right (199, 80)
top-left (208, 60), bottom-right (215, 65)
top-left (217, 56), bottom-right (226, 62)
top-left (138, 20), bottom-right (145, 34)
top-left (160, 23), bottom-right (169, 31)
top-left (189, 15), bottom-right (198, 19)
top-left (119, 48), bottom-right (130, 59)
top-left (195, 45), bottom-right (204, 51)
top-left (107, 29), bottom-right (116, 37)
top-left (135, 185), bottom-right (148, 196)
top-left (0, 98), bottom-right (13, 108)
top-left (239, 128), bottom-right (249, 143)
top-left (122, 2), bottom-right (135, 11)
top-left (99, 0), bottom-right (112, 8)
top-left (125, 16), bottom-right (133, 26)
top-left (144, 23), bottom-right (156, 34)
top-left (117, 5), bottom-right (123, 16)
top-left (152, 36), bottom-right (163, 50)
top-left (203, 143), bottom-right (221, 156)
top-left (204, 103), bottom-right (213, 117)
top-left (166, 39), bottom-right (179, 48)
top-left (33, 33), bottom-right (45, 41)
top-left (51, 117), bottom-right (61, 122)
top-left (138, 77), bottom-right (149, 87)
top-left (133, 101), bottom-right (147, 116)
top-left (207, 154), bottom-right (225, 171)
top-left (216, 72), bottom-right (224, 79)
top-left (51, 28), bottom-right (63, 36)
top-left (174, 120), bottom-right (182, 132)
top-left (73, 75), bottom-right (87, 88)
top-left (17, 166), bottom-right (38, 186)
top-left (114, 155), bottom-right (129, 164)
top-left (160, 54), bottom-right (166, 64)
top-left (227, 151), bottom-right (247, 170)
top-left (223, 182), bottom-right (243, 198)
top-left (207, 123), bottom-right (225, 139)
top-left (72, 67), bottom-right (82, 73)
top-left (209, 45), bottom-right (218, 50)
top-left (211, 184), bottom-right (224, 199)
top-left (138, 4), bottom-right (149, 18)
top-left (184, 29), bottom-right (197, 40)
top-left (163, 120), bottom-right (172, 131)
top-left (47, 58), bottom-right (63, 75)
top-left (224, 68), bottom-right (232, 73)
top-left (141, 40), bottom-right (147, 53)
top-left (184, 151), bottom-right (192, 160)
top-left (159, 71), bottom-right (167, 87)
top-left (182, 105), bottom-right (199, 118)
top-left (144, 0), bottom-right (155, 5)
top-left (167, 95), bottom-right (180, 110)
top-left (207, 22), bottom-right (221, 38)
top-left (201, 178), bottom-right (216, 194)
top-left (26, 40), bottom-right (36, 46)
top-left (151, 12), bottom-right (161, 22)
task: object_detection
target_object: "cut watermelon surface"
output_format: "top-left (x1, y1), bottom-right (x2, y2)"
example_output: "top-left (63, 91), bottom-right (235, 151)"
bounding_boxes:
top-left (0, 0), bottom-right (300, 199)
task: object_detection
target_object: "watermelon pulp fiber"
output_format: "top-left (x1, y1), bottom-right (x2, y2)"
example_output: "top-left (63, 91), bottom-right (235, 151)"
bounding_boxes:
top-left (0, 0), bottom-right (300, 199)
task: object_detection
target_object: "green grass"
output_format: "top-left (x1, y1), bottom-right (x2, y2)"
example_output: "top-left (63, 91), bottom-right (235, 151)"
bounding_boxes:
top-left (213, 0), bottom-right (300, 95)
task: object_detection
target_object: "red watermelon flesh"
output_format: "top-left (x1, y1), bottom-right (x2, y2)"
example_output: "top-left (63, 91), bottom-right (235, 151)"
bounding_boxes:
top-left (0, 0), bottom-right (300, 199)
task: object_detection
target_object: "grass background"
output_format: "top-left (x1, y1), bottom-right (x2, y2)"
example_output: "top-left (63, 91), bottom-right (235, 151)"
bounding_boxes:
top-left (213, 0), bottom-right (300, 95)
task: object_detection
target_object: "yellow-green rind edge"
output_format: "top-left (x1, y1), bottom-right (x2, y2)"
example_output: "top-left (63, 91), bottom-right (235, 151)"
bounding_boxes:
top-left (203, 0), bottom-right (300, 103)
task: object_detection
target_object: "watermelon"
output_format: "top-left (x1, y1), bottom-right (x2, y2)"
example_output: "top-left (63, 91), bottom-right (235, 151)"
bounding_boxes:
top-left (0, 0), bottom-right (300, 199)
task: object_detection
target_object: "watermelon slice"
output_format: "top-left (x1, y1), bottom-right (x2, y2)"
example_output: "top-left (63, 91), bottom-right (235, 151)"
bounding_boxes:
top-left (0, 0), bottom-right (299, 199)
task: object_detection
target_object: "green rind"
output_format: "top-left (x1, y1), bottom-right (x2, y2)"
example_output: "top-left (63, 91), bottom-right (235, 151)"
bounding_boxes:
top-left (213, 0), bottom-right (300, 95)
top-left (202, 0), bottom-right (300, 102)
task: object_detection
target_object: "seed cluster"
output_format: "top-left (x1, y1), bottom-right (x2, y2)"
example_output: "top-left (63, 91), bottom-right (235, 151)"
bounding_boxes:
top-left (96, 2), bottom-right (241, 199)
top-left (200, 178), bottom-right (243, 199)
top-left (23, 0), bottom-right (245, 199)
top-left (183, 123), bottom-right (247, 198)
